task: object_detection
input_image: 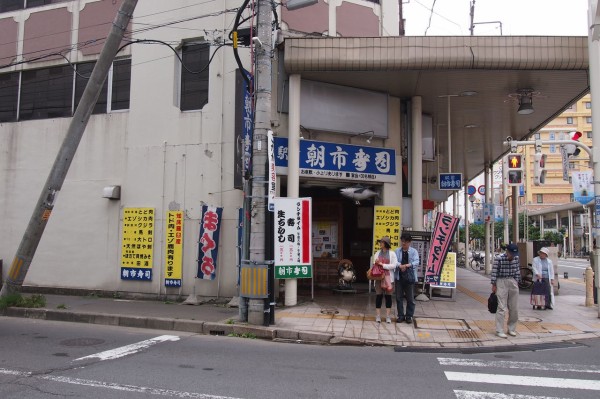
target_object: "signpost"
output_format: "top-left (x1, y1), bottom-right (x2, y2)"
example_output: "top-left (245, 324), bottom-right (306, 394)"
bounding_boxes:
top-left (439, 173), bottom-right (462, 190)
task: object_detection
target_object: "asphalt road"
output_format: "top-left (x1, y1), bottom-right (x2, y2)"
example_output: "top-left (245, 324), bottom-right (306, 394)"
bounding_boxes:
top-left (1, 317), bottom-right (600, 399)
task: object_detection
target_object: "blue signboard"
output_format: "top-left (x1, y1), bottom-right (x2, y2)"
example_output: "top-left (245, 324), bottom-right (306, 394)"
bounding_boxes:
top-left (438, 173), bottom-right (462, 190)
top-left (595, 196), bottom-right (600, 228)
top-left (274, 137), bottom-right (396, 183)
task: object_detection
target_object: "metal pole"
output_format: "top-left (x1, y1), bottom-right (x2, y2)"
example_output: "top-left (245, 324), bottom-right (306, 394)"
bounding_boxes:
top-left (512, 186), bottom-right (519, 242)
top-left (247, 0), bottom-right (272, 324)
top-left (592, 5), bottom-right (600, 311)
top-left (1, 0), bottom-right (138, 297)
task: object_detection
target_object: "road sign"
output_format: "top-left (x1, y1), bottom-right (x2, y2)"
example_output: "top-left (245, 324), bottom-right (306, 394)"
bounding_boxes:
top-left (477, 185), bottom-right (485, 195)
top-left (596, 196), bottom-right (600, 228)
top-left (467, 185), bottom-right (476, 195)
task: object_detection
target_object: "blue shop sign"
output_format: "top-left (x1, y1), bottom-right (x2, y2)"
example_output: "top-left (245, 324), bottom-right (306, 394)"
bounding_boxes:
top-left (438, 173), bottom-right (462, 190)
top-left (274, 137), bottom-right (396, 183)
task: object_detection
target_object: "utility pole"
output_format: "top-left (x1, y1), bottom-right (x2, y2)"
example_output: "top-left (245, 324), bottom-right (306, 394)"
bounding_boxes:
top-left (0, 0), bottom-right (138, 297)
top-left (245, 0), bottom-right (273, 325)
top-left (469, 0), bottom-right (475, 36)
top-left (399, 0), bottom-right (405, 36)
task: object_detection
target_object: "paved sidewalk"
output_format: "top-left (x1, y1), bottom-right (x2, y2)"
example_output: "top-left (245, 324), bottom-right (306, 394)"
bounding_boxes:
top-left (2, 268), bottom-right (599, 349)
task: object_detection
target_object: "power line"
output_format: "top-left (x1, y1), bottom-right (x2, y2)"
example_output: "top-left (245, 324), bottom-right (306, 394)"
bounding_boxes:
top-left (414, 0), bottom-right (463, 34)
top-left (424, 0), bottom-right (438, 36)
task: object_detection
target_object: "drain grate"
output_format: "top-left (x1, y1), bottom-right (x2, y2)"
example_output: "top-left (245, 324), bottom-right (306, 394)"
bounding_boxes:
top-left (449, 330), bottom-right (482, 339)
top-left (209, 330), bottom-right (225, 336)
top-left (415, 317), bottom-right (471, 330)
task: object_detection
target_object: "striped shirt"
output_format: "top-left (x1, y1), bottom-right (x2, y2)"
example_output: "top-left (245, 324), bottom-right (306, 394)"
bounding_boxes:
top-left (491, 253), bottom-right (521, 285)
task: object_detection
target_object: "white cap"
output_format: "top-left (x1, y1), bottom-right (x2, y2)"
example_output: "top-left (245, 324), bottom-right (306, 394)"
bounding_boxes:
top-left (538, 247), bottom-right (549, 255)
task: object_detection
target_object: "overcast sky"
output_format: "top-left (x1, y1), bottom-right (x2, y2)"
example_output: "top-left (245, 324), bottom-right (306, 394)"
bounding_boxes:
top-left (403, 0), bottom-right (589, 36)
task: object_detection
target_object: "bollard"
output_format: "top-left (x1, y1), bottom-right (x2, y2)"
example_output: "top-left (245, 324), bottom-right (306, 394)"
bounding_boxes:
top-left (564, 272), bottom-right (568, 279)
top-left (585, 266), bottom-right (594, 307)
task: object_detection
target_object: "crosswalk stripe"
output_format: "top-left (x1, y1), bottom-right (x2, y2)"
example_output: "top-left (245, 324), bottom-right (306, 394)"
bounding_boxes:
top-left (445, 371), bottom-right (600, 391)
top-left (454, 389), bottom-right (568, 399)
top-left (0, 368), bottom-right (31, 377)
top-left (439, 357), bottom-right (600, 374)
top-left (75, 335), bottom-right (180, 361)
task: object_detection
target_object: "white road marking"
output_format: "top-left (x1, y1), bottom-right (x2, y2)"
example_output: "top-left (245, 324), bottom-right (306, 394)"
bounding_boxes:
top-left (0, 368), bottom-right (242, 398)
top-left (438, 357), bottom-right (600, 374)
top-left (0, 368), bottom-right (31, 377)
top-left (445, 371), bottom-right (600, 391)
top-left (454, 390), bottom-right (568, 399)
top-left (75, 335), bottom-right (180, 361)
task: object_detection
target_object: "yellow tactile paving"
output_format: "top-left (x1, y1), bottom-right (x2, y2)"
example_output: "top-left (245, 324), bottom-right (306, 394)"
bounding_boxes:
top-left (457, 285), bottom-right (488, 304)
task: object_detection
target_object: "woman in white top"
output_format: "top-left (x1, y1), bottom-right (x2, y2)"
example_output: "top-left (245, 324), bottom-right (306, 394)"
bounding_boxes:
top-left (371, 236), bottom-right (398, 324)
top-left (532, 247), bottom-right (555, 310)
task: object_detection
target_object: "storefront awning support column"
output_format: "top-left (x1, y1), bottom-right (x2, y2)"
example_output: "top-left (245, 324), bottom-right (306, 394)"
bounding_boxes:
top-left (411, 96), bottom-right (423, 230)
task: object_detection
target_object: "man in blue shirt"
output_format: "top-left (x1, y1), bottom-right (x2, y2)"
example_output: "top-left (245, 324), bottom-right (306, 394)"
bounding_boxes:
top-left (491, 243), bottom-right (521, 338)
top-left (394, 233), bottom-right (420, 323)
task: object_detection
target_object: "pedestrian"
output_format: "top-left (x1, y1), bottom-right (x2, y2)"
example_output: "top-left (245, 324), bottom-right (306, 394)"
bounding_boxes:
top-left (531, 247), bottom-right (554, 310)
top-left (394, 233), bottom-right (420, 324)
top-left (372, 236), bottom-right (398, 324)
top-left (490, 243), bottom-right (521, 338)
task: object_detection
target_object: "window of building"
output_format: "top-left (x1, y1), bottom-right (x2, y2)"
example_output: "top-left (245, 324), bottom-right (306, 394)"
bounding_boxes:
top-left (586, 116), bottom-right (592, 124)
top-left (0, 72), bottom-right (19, 122)
top-left (19, 65), bottom-right (73, 120)
top-left (587, 131), bottom-right (593, 138)
top-left (74, 62), bottom-right (108, 115)
top-left (569, 161), bottom-right (576, 169)
top-left (566, 117), bottom-right (573, 124)
top-left (0, 0), bottom-right (67, 12)
top-left (111, 59), bottom-right (131, 111)
top-left (586, 101), bottom-right (592, 109)
top-left (569, 176), bottom-right (572, 183)
top-left (549, 144), bottom-right (556, 153)
top-left (0, 0), bottom-right (24, 12)
top-left (570, 193), bottom-right (574, 202)
top-left (1, 58), bottom-right (130, 122)
top-left (180, 42), bottom-right (210, 111)
top-left (534, 133), bottom-right (540, 140)
top-left (536, 194), bottom-right (543, 203)
top-left (549, 132), bottom-right (555, 140)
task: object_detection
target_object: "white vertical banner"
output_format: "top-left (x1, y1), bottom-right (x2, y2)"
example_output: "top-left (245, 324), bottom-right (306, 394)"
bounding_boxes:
top-left (268, 130), bottom-right (276, 212)
top-left (561, 146), bottom-right (570, 181)
top-left (572, 171), bottom-right (594, 205)
top-left (273, 197), bottom-right (312, 279)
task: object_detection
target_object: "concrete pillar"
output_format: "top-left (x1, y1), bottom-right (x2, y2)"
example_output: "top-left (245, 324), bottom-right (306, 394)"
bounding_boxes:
top-left (512, 186), bottom-right (518, 242)
top-left (464, 183), bottom-right (470, 260)
top-left (568, 210), bottom-right (574, 257)
top-left (411, 96), bottom-right (423, 230)
top-left (485, 164), bottom-right (492, 274)
top-left (383, 97), bottom-right (403, 205)
top-left (285, 74), bottom-right (301, 306)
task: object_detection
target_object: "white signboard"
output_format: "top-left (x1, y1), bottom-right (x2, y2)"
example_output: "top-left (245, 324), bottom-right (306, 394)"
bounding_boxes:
top-left (274, 197), bottom-right (312, 268)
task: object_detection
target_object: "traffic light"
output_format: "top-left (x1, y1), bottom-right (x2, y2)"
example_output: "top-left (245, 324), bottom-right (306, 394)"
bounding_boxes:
top-left (533, 153), bottom-right (547, 186)
top-left (565, 131), bottom-right (582, 157)
top-left (504, 153), bottom-right (523, 186)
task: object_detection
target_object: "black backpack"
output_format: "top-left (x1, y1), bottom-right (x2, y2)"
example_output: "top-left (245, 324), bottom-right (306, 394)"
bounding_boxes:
top-left (488, 292), bottom-right (498, 313)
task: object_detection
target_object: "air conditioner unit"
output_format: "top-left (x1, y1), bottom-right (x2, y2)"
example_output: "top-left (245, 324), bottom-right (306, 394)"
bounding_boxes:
top-left (286, 0), bottom-right (319, 11)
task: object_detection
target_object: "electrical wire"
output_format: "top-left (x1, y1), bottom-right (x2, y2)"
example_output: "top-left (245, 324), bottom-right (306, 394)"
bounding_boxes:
top-left (231, 0), bottom-right (252, 88)
top-left (424, 0), bottom-right (438, 36)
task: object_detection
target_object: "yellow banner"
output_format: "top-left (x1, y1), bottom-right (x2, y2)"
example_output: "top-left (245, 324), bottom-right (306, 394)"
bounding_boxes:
top-left (432, 252), bottom-right (456, 288)
top-left (372, 205), bottom-right (401, 255)
top-left (165, 211), bottom-right (183, 287)
top-left (121, 207), bottom-right (154, 281)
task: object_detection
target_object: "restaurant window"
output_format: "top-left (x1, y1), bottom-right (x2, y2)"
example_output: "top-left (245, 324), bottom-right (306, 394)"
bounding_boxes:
top-left (0, 72), bottom-right (19, 122)
top-left (180, 42), bottom-right (210, 111)
top-left (19, 65), bottom-right (73, 120)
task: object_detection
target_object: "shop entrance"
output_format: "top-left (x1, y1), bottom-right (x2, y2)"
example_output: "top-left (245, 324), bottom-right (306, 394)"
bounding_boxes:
top-left (299, 184), bottom-right (376, 291)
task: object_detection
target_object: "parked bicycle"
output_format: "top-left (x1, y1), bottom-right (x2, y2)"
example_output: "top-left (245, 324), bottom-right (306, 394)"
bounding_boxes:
top-left (469, 252), bottom-right (484, 271)
top-left (518, 263), bottom-right (534, 289)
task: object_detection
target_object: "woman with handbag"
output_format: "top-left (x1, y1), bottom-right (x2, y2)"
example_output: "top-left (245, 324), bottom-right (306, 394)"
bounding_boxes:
top-left (531, 247), bottom-right (555, 310)
top-left (370, 236), bottom-right (398, 324)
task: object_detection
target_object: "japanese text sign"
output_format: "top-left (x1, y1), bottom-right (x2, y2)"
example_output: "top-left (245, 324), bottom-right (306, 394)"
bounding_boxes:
top-left (197, 205), bottom-right (223, 280)
top-left (572, 171), bottom-right (594, 205)
top-left (274, 137), bottom-right (396, 183)
top-left (164, 211), bottom-right (183, 287)
top-left (438, 173), bottom-right (462, 190)
top-left (372, 206), bottom-right (401, 255)
top-left (430, 252), bottom-right (456, 288)
top-left (121, 207), bottom-right (154, 281)
top-left (425, 213), bottom-right (459, 284)
top-left (274, 197), bottom-right (312, 279)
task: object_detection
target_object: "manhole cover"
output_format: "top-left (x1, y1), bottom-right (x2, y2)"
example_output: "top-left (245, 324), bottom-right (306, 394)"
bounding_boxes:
top-left (60, 338), bottom-right (105, 347)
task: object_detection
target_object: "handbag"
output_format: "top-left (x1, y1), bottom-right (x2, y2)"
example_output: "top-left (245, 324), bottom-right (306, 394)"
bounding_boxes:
top-left (367, 262), bottom-right (385, 280)
top-left (488, 292), bottom-right (498, 313)
top-left (400, 267), bottom-right (416, 284)
top-left (381, 271), bottom-right (394, 293)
